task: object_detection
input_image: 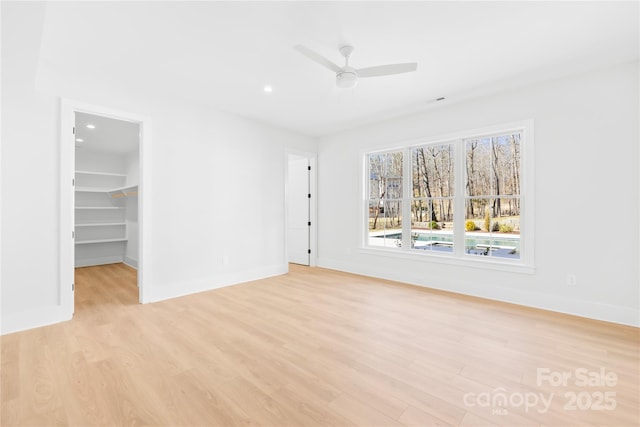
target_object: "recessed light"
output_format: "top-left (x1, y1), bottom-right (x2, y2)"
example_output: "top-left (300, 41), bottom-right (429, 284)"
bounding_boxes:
top-left (263, 85), bottom-right (273, 93)
top-left (86, 124), bottom-right (95, 129)
top-left (75, 138), bottom-right (84, 142)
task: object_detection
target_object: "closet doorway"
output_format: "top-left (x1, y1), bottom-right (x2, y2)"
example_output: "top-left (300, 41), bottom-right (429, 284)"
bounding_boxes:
top-left (60, 100), bottom-right (152, 317)
top-left (74, 112), bottom-right (139, 269)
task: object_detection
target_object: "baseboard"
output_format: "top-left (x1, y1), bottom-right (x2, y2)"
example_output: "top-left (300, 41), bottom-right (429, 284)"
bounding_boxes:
top-left (123, 255), bottom-right (138, 270)
top-left (75, 255), bottom-right (123, 268)
top-left (1, 304), bottom-right (72, 335)
top-left (317, 257), bottom-right (640, 327)
top-left (149, 263), bottom-right (288, 303)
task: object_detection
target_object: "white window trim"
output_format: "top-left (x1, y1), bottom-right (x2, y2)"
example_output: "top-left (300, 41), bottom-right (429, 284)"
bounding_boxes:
top-left (361, 120), bottom-right (535, 274)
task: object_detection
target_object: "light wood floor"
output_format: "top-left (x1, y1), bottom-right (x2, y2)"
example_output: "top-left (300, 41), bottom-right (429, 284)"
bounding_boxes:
top-left (1, 263), bottom-right (638, 426)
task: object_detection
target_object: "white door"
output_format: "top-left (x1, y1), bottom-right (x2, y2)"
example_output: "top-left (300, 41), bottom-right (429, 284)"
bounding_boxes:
top-left (287, 155), bottom-right (310, 265)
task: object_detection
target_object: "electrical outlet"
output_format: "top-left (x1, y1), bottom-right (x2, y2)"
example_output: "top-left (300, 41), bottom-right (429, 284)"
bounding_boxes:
top-left (223, 255), bottom-right (229, 265)
top-left (566, 274), bottom-right (577, 287)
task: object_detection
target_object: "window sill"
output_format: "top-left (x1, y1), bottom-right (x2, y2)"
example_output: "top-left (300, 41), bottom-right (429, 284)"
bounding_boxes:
top-left (358, 247), bottom-right (535, 275)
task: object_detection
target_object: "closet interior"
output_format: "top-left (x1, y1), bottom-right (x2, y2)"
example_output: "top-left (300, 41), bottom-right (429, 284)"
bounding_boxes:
top-left (74, 112), bottom-right (140, 272)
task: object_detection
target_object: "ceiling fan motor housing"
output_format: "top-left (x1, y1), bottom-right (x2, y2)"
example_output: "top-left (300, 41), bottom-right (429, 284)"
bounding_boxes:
top-left (339, 45), bottom-right (355, 58)
top-left (337, 68), bottom-right (358, 88)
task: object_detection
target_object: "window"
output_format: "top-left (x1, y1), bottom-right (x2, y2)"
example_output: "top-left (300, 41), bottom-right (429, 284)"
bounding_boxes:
top-left (364, 122), bottom-right (533, 269)
top-left (465, 133), bottom-right (521, 259)
top-left (411, 143), bottom-right (455, 252)
top-left (367, 151), bottom-right (403, 248)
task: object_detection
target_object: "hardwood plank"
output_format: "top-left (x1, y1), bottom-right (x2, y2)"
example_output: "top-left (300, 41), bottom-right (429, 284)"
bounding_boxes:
top-left (1, 335), bottom-right (20, 402)
top-left (1, 263), bottom-right (638, 426)
top-left (329, 393), bottom-right (404, 427)
top-left (399, 405), bottom-right (453, 427)
top-left (271, 384), bottom-right (354, 427)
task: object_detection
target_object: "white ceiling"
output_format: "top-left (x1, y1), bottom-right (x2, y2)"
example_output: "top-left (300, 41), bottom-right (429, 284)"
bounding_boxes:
top-left (39, 1), bottom-right (639, 137)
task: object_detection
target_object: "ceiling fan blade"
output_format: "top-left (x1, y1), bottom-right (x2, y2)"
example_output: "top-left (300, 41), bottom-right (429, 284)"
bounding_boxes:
top-left (294, 45), bottom-right (342, 73)
top-left (357, 63), bottom-right (418, 78)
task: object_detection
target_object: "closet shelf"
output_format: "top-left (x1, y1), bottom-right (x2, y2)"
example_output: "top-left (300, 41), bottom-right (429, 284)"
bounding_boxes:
top-left (75, 170), bottom-right (126, 177)
top-left (75, 184), bottom-right (138, 198)
top-left (75, 223), bottom-right (126, 227)
top-left (76, 187), bottom-right (113, 192)
top-left (75, 238), bottom-right (128, 245)
top-left (74, 163), bottom-right (138, 268)
top-left (75, 206), bottom-right (125, 210)
top-left (107, 185), bottom-right (138, 198)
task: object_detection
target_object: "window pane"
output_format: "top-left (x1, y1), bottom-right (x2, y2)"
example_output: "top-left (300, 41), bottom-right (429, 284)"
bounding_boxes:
top-left (368, 151), bottom-right (403, 248)
top-left (491, 133), bottom-right (521, 196)
top-left (412, 148), bottom-right (426, 198)
top-left (465, 198), bottom-right (520, 259)
top-left (466, 133), bottom-right (521, 197)
top-left (411, 198), bottom-right (432, 229)
top-left (496, 196), bottom-right (520, 219)
top-left (411, 198), bottom-right (454, 252)
top-left (465, 197), bottom-right (489, 229)
top-left (410, 198), bottom-right (427, 225)
top-left (368, 200), bottom-right (380, 228)
top-left (412, 144), bottom-right (454, 198)
top-left (368, 199), bottom-right (382, 246)
top-left (466, 137), bottom-right (491, 196)
top-left (367, 199), bottom-right (402, 248)
top-left (386, 177), bottom-right (402, 199)
top-left (369, 151), bottom-right (403, 199)
top-left (492, 197), bottom-right (520, 259)
top-left (383, 200), bottom-right (402, 230)
top-left (369, 154), bottom-right (384, 199)
top-left (433, 198), bottom-right (454, 225)
top-left (384, 152), bottom-right (403, 198)
top-left (410, 143), bottom-right (455, 253)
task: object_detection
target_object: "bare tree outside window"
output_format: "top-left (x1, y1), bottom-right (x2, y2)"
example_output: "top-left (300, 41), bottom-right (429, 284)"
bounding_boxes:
top-left (411, 143), bottom-right (455, 251)
top-left (367, 151), bottom-right (403, 247)
top-left (465, 133), bottom-right (521, 258)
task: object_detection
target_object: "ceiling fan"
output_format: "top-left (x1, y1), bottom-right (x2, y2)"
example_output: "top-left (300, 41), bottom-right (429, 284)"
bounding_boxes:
top-left (294, 45), bottom-right (418, 89)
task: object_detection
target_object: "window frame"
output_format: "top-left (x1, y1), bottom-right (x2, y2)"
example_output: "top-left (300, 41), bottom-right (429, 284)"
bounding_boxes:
top-left (361, 120), bottom-right (534, 274)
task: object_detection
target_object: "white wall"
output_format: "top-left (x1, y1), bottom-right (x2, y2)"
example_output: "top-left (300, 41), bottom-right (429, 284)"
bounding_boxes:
top-left (124, 149), bottom-right (139, 268)
top-left (1, 3), bottom-right (63, 331)
top-left (76, 148), bottom-right (126, 174)
top-left (317, 61), bottom-right (639, 326)
top-left (146, 101), bottom-right (315, 301)
top-left (1, 3), bottom-right (316, 333)
top-left (125, 149), bottom-right (140, 187)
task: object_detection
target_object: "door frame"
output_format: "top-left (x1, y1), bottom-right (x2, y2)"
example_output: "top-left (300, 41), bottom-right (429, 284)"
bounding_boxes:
top-left (285, 149), bottom-right (317, 267)
top-left (60, 98), bottom-right (153, 315)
